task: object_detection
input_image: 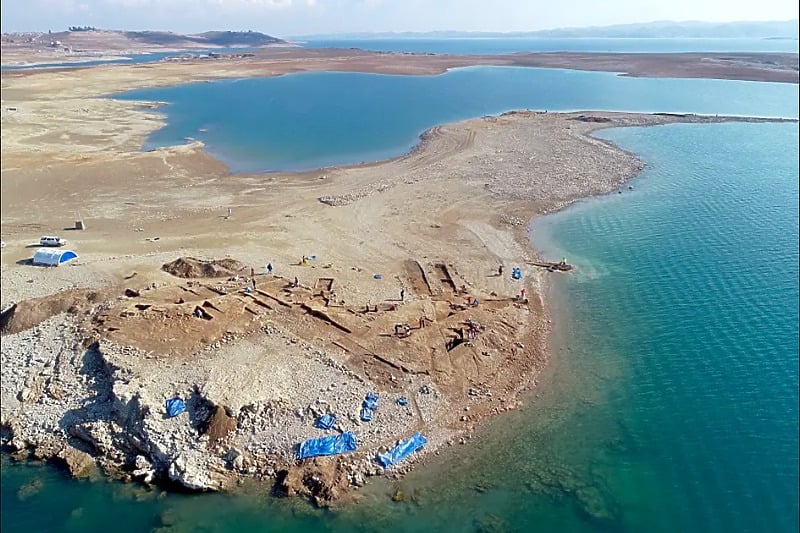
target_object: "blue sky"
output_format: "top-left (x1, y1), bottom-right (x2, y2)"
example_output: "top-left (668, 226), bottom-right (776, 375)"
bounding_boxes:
top-left (1, 0), bottom-right (798, 35)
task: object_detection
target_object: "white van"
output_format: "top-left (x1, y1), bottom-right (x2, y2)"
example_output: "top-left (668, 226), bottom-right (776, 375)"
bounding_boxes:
top-left (40, 236), bottom-right (67, 247)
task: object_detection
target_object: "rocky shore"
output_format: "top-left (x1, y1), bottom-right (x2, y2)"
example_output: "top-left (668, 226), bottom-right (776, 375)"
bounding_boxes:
top-left (1, 97), bottom-right (794, 504)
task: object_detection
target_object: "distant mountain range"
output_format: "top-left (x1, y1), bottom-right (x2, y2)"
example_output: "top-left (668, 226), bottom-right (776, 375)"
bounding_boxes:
top-left (293, 20), bottom-right (799, 40)
top-left (122, 30), bottom-right (284, 47)
top-left (3, 29), bottom-right (284, 49)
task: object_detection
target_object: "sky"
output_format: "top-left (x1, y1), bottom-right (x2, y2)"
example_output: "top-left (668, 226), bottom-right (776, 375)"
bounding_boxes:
top-left (1, 0), bottom-right (798, 36)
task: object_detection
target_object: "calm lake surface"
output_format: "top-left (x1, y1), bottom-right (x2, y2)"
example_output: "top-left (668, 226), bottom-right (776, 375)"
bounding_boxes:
top-left (115, 66), bottom-right (798, 173)
top-left (2, 58), bottom-right (798, 533)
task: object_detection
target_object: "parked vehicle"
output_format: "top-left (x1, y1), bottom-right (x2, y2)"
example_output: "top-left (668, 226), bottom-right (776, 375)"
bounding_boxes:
top-left (39, 236), bottom-right (67, 247)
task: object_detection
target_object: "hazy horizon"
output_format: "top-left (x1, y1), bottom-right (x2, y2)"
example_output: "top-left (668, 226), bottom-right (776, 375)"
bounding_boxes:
top-left (1, 0), bottom-right (798, 36)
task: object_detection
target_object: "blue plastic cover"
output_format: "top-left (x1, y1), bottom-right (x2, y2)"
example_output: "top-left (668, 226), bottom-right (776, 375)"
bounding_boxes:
top-left (315, 413), bottom-right (336, 430)
top-left (377, 432), bottom-right (427, 468)
top-left (165, 397), bottom-right (186, 418)
top-left (396, 397), bottom-right (408, 406)
top-left (360, 407), bottom-right (373, 422)
top-left (297, 432), bottom-right (357, 460)
top-left (363, 392), bottom-right (380, 411)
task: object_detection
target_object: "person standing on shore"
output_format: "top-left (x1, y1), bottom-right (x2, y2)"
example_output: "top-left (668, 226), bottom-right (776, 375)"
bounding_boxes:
top-left (400, 288), bottom-right (405, 302)
top-left (267, 263), bottom-right (273, 274)
top-left (498, 265), bottom-right (504, 276)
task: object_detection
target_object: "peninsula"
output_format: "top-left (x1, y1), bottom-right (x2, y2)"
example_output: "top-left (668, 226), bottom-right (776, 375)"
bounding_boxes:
top-left (0, 41), bottom-right (796, 505)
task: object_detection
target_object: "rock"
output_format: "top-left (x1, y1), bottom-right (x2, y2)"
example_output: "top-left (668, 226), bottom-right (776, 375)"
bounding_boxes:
top-left (168, 451), bottom-right (215, 491)
top-left (132, 455), bottom-right (156, 484)
top-left (17, 478), bottom-right (43, 501)
top-left (57, 446), bottom-right (96, 478)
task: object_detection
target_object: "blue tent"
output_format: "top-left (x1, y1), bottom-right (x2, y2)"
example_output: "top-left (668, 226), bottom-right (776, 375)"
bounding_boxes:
top-left (165, 397), bottom-right (186, 417)
top-left (315, 413), bottom-right (336, 430)
top-left (32, 248), bottom-right (78, 266)
top-left (297, 432), bottom-right (357, 460)
top-left (377, 432), bottom-right (427, 468)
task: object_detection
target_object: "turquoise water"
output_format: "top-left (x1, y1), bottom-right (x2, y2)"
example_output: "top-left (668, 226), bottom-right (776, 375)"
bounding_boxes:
top-left (3, 121), bottom-right (796, 533)
top-left (115, 67), bottom-right (798, 172)
top-left (3, 65), bottom-right (799, 531)
top-left (300, 37), bottom-right (800, 55)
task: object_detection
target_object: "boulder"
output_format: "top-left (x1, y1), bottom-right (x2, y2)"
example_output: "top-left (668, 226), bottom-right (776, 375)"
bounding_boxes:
top-left (132, 455), bottom-right (156, 484)
top-left (168, 451), bottom-right (215, 491)
top-left (57, 446), bottom-right (96, 478)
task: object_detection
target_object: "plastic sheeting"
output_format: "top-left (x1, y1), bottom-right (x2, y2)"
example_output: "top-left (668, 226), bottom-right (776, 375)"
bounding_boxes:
top-left (360, 392), bottom-right (380, 422)
top-left (363, 392), bottom-right (379, 411)
top-left (359, 407), bottom-right (373, 422)
top-left (297, 432), bottom-right (357, 460)
top-left (377, 432), bottom-right (427, 468)
top-left (315, 413), bottom-right (336, 430)
top-left (165, 397), bottom-right (186, 418)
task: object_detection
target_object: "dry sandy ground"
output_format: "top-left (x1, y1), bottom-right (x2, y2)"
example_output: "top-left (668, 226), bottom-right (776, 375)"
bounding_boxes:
top-left (0, 54), bottom-right (795, 503)
top-left (2, 43), bottom-right (798, 82)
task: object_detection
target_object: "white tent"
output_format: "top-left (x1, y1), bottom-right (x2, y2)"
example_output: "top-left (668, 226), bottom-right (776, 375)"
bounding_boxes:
top-left (32, 248), bottom-right (78, 266)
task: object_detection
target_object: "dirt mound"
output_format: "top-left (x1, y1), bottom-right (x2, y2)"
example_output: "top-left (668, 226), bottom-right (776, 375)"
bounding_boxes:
top-left (203, 405), bottom-right (237, 445)
top-left (1, 289), bottom-right (105, 335)
top-left (162, 257), bottom-right (247, 279)
top-left (277, 456), bottom-right (351, 507)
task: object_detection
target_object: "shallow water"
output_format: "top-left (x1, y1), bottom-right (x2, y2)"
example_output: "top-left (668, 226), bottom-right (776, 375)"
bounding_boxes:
top-left (115, 66), bottom-right (798, 173)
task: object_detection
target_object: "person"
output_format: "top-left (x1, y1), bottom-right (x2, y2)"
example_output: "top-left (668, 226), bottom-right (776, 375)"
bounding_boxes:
top-left (400, 288), bottom-right (405, 302)
top-left (520, 288), bottom-right (527, 300)
top-left (267, 263), bottom-right (273, 274)
top-left (498, 265), bottom-right (504, 276)
top-left (419, 317), bottom-right (426, 329)
top-left (250, 267), bottom-right (255, 277)
top-left (251, 278), bottom-right (256, 289)
top-left (293, 276), bottom-right (299, 288)
top-left (301, 256), bottom-right (307, 265)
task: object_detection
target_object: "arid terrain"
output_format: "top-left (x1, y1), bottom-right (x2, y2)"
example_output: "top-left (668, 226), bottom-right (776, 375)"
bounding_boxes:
top-left (0, 43), bottom-right (796, 504)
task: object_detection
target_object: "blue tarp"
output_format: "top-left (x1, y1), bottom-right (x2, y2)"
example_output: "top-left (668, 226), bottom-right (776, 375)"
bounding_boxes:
top-left (377, 432), bottom-right (427, 468)
top-left (165, 397), bottom-right (186, 418)
top-left (363, 392), bottom-right (379, 411)
top-left (360, 392), bottom-right (379, 422)
top-left (396, 397), bottom-right (408, 406)
top-left (297, 432), bottom-right (357, 460)
top-left (315, 413), bottom-right (336, 430)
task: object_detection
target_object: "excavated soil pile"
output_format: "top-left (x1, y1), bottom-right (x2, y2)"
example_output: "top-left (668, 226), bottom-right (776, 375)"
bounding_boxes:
top-left (0, 289), bottom-right (104, 335)
top-left (162, 257), bottom-right (248, 279)
top-left (203, 405), bottom-right (238, 445)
